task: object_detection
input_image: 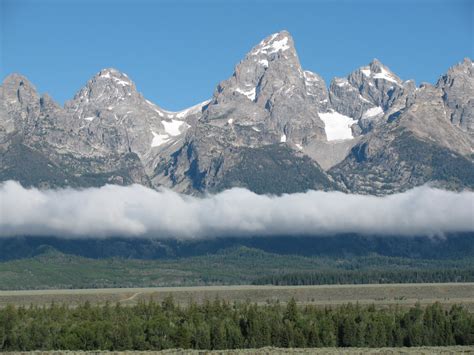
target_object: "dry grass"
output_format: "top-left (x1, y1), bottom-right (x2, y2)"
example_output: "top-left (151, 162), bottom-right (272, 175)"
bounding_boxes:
top-left (1, 283), bottom-right (474, 311)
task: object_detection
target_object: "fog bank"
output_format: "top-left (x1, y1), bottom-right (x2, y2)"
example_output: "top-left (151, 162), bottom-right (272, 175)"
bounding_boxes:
top-left (0, 181), bottom-right (473, 239)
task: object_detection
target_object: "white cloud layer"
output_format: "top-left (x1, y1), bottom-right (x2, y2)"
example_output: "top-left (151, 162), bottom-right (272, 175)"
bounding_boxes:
top-left (0, 181), bottom-right (473, 239)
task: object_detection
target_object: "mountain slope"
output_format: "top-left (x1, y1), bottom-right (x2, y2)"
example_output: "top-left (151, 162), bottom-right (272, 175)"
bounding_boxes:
top-left (331, 60), bottom-right (474, 194)
top-left (153, 31), bottom-right (335, 193)
top-left (0, 31), bottom-right (472, 195)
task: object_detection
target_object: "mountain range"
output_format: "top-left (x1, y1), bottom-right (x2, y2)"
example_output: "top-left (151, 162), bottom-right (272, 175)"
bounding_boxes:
top-left (1, 30), bottom-right (473, 195)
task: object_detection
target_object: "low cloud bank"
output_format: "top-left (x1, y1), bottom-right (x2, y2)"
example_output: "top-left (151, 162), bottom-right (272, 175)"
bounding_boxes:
top-left (0, 181), bottom-right (473, 239)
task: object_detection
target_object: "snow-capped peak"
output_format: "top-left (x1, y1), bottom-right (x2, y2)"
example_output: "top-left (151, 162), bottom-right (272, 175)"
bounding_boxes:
top-left (96, 68), bottom-right (133, 87)
top-left (359, 60), bottom-right (402, 85)
top-left (250, 30), bottom-right (294, 56)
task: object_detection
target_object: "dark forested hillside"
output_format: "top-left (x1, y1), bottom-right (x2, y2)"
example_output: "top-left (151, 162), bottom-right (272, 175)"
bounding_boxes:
top-left (0, 244), bottom-right (473, 290)
top-left (1, 234), bottom-right (473, 262)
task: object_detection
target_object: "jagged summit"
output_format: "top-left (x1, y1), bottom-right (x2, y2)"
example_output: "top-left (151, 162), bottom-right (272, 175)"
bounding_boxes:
top-left (202, 29), bottom-right (326, 148)
top-left (2, 73), bottom-right (35, 87)
top-left (65, 68), bottom-right (138, 116)
top-left (83, 67), bottom-right (135, 90)
top-left (248, 30), bottom-right (295, 59)
top-left (0, 73), bottom-right (41, 124)
top-left (63, 68), bottom-right (209, 127)
top-left (358, 59), bottom-right (403, 86)
top-left (436, 57), bottom-right (473, 133)
top-left (438, 57), bottom-right (473, 80)
top-left (328, 58), bottom-right (412, 125)
top-left (64, 68), bottom-right (144, 121)
top-left (1, 73), bottom-right (39, 101)
top-left (95, 68), bottom-right (134, 87)
top-left (446, 57), bottom-right (473, 73)
top-left (215, 30), bottom-right (301, 102)
top-left (0, 30), bottom-right (472, 196)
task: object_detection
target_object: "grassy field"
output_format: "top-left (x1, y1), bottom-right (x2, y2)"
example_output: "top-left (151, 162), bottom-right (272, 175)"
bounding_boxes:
top-left (1, 283), bottom-right (473, 310)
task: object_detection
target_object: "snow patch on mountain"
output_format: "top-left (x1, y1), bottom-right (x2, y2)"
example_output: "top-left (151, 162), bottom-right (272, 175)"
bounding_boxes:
top-left (335, 79), bottom-right (351, 88)
top-left (361, 68), bottom-right (371, 77)
top-left (258, 59), bottom-right (269, 67)
top-left (174, 99), bottom-right (211, 118)
top-left (373, 67), bottom-right (399, 84)
top-left (319, 110), bottom-right (357, 141)
top-left (251, 32), bottom-right (291, 56)
top-left (162, 119), bottom-right (188, 136)
top-left (362, 106), bottom-right (384, 119)
top-left (113, 78), bottom-right (130, 86)
top-left (360, 65), bottom-right (400, 85)
top-left (235, 87), bottom-right (256, 101)
top-left (151, 131), bottom-right (170, 147)
top-left (145, 98), bottom-right (210, 120)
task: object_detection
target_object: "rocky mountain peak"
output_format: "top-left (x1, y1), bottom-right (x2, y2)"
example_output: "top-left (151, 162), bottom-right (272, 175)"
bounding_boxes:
top-left (247, 30), bottom-right (296, 59)
top-left (436, 57), bottom-right (473, 132)
top-left (0, 40), bottom-right (472, 197)
top-left (356, 59), bottom-right (402, 86)
top-left (439, 57), bottom-right (473, 80)
top-left (2, 73), bottom-right (34, 88)
top-left (95, 68), bottom-right (135, 87)
top-left (212, 31), bottom-right (301, 106)
top-left (1, 73), bottom-right (40, 108)
top-left (329, 59), bottom-right (411, 129)
top-left (369, 58), bottom-right (383, 68)
top-left (64, 68), bottom-right (139, 119)
top-left (456, 57), bottom-right (473, 71)
top-left (0, 74), bottom-right (42, 133)
top-left (202, 30), bottom-right (325, 148)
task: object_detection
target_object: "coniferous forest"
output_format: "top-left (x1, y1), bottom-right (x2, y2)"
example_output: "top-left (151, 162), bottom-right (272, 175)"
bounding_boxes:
top-left (252, 269), bottom-right (474, 286)
top-left (1, 299), bottom-right (473, 351)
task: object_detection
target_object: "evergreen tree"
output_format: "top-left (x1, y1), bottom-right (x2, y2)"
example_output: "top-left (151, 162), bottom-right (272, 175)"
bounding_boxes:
top-left (0, 299), bottom-right (473, 351)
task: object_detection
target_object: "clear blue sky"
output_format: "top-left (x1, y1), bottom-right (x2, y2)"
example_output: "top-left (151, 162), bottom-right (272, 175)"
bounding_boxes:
top-left (1, 0), bottom-right (472, 110)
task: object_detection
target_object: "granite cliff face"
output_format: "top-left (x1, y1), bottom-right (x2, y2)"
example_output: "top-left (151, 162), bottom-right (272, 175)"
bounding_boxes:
top-left (328, 59), bottom-right (417, 135)
top-left (155, 31), bottom-right (335, 193)
top-left (0, 31), bottom-right (472, 194)
top-left (437, 58), bottom-right (474, 133)
top-left (330, 59), bottom-right (474, 195)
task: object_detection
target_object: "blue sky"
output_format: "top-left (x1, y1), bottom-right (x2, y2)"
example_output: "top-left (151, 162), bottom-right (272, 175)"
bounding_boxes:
top-left (1, 0), bottom-right (472, 111)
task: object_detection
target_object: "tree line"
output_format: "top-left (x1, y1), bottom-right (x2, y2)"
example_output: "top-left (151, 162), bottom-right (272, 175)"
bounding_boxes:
top-left (1, 298), bottom-right (473, 351)
top-left (252, 269), bottom-right (474, 286)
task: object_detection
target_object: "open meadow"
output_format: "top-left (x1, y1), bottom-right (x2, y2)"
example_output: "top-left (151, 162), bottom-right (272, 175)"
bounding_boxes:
top-left (1, 283), bottom-right (473, 310)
